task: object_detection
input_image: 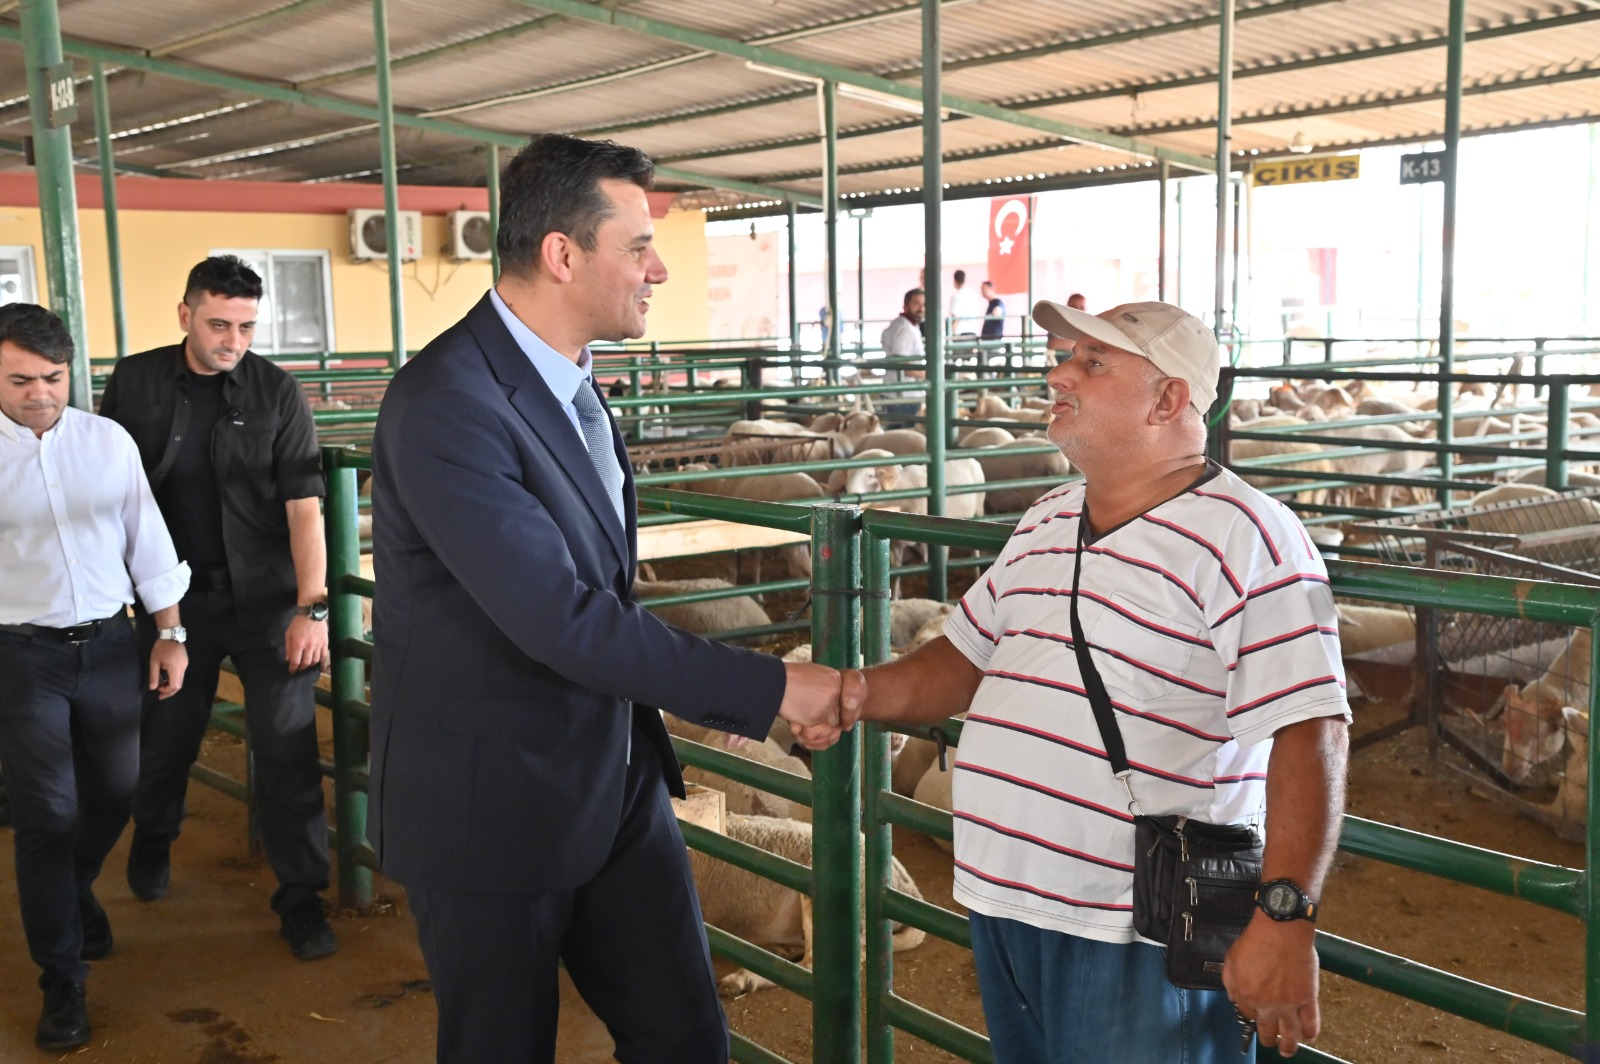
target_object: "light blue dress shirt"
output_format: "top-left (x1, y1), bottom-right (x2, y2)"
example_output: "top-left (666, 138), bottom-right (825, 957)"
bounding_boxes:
top-left (488, 287), bottom-right (626, 492)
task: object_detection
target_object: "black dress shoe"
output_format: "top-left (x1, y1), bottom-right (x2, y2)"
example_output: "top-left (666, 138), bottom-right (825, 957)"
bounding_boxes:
top-left (35, 981), bottom-right (88, 1050)
top-left (127, 835), bottom-right (171, 902)
top-left (279, 898), bottom-right (338, 961)
top-left (80, 894), bottom-right (113, 960)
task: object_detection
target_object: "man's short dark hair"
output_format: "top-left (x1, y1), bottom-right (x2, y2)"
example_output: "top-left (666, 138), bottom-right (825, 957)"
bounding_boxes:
top-left (904, 287), bottom-right (924, 307)
top-left (498, 133), bottom-right (656, 277)
top-left (0, 302), bottom-right (74, 365)
top-left (184, 255), bottom-right (263, 305)
top-left (953, 269), bottom-right (966, 285)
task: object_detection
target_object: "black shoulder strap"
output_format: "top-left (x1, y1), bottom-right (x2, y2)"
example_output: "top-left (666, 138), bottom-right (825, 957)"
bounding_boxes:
top-left (1068, 517), bottom-right (1132, 779)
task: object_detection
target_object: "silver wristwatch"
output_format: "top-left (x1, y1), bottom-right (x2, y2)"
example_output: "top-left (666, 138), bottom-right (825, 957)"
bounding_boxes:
top-left (156, 626), bottom-right (188, 644)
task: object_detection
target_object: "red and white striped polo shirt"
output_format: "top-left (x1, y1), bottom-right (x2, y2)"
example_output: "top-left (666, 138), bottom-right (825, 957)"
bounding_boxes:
top-left (943, 462), bottom-right (1350, 944)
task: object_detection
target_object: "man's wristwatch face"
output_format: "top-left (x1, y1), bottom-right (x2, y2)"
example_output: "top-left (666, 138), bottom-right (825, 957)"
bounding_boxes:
top-left (299, 601), bottom-right (329, 623)
top-left (1257, 879), bottom-right (1316, 922)
top-left (157, 626), bottom-right (187, 644)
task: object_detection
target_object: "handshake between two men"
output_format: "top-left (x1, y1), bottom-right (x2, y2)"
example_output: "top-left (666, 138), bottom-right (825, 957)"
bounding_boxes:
top-left (774, 639), bottom-right (986, 751)
top-left (776, 662), bottom-right (873, 751)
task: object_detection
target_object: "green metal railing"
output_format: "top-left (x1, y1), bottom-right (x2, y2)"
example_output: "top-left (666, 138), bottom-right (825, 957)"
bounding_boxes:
top-left (182, 442), bottom-right (1599, 1063)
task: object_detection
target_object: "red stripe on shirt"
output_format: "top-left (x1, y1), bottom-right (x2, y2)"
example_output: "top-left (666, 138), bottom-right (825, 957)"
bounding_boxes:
top-left (1138, 514), bottom-right (1244, 595)
top-left (955, 861), bottom-right (1133, 912)
top-left (953, 811), bottom-right (1135, 873)
top-left (1191, 488), bottom-right (1282, 565)
top-left (1226, 675), bottom-right (1343, 718)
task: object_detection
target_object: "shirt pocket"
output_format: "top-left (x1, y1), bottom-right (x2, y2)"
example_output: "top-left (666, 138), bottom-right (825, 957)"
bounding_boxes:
top-left (1086, 592), bottom-right (1199, 702)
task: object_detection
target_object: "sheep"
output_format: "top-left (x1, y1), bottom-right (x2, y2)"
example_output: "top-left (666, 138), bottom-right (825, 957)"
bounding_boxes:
top-left (854, 428), bottom-right (929, 457)
top-left (1548, 707), bottom-right (1588, 826)
top-left (974, 438), bottom-right (1072, 515)
top-left (829, 450), bottom-right (986, 522)
top-left (635, 577), bottom-right (770, 636)
top-left (673, 466), bottom-right (825, 578)
top-left (1228, 420), bottom-right (1334, 507)
top-left (1501, 627), bottom-right (1592, 782)
top-left (1319, 423), bottom-right (1435, 509)
top-left (693, 813), bottom-right (926, 996)
top-left (1336, 604), bottom-right (1416, 657)
top-left (890, 599), bottom-right (954, 650)
top-left (1228, 398), bottom-right (1263, 423)
top-left (726, 418), bottom-right (854, 466)
top-left (958, 425), bottom-right (1017, 448)
top-left (912, 750), bottom-right (958, 854)
top-left (682, 733), bottom-right (813, 823)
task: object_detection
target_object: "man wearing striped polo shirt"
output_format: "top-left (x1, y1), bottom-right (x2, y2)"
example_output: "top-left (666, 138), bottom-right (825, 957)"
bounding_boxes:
top-left (841, 300), bottom-right (1350, 1062)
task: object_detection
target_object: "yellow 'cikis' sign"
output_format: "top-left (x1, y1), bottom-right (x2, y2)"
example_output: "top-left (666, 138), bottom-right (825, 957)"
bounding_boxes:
top-left (1250, 155), bottom-right (1361, 187)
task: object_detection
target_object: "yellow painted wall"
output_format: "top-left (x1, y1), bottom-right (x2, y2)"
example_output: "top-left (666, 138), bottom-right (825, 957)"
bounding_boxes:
top-left (0, 204), bottom-right (710, 356)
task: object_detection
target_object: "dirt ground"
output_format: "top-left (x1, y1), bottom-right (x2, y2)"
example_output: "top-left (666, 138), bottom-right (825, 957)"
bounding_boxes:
top-left (0, 643), bottom-right (1587, 1061)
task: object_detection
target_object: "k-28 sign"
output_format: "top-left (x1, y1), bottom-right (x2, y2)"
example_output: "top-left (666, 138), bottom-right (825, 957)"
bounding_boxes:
top-left (45, 61), bottom-right (77, 127)
top-left (1399, 151), bottom-right (1446, 185)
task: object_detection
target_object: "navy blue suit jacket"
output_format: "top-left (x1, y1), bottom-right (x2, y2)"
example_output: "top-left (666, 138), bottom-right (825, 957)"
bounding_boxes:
top-left (369, 295), bottom-right (786, 895)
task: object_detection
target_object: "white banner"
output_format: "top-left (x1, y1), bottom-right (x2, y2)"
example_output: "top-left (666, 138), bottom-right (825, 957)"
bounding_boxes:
top-left (707, 232), bottom-right (779, 340)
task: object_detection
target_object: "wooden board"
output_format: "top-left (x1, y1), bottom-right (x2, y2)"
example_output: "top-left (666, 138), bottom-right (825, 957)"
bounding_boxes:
top-left (638, 518), bottom-right (808, 561)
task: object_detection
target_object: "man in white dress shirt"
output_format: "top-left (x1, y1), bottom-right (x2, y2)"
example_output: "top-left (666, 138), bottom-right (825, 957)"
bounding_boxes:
top-left (0, 303), bottom-right (190, 1050)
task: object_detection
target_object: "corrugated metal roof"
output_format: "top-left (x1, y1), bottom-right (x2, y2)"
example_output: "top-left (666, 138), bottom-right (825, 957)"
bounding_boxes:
top-left (0, 0), bottom-right (1594, 208)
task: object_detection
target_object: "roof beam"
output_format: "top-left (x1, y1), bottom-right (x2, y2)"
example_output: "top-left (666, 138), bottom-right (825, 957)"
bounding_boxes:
top-left (149, 0), bottom-right (339, 57)
top-left (651, 7), bottom-right (1600, 168)
top-left (0, 20), bottom-right (817, 206)
top-left (424, 0), bottom-right (972, 120)
top-left (580, 3), bottom-right (1599, 143)
top-left (0, 135), bottom-right (172, 177)
top-left (516, 0), bottom-right (1218, 171)
top-left (1111, 64), bottom-right (1600, 137)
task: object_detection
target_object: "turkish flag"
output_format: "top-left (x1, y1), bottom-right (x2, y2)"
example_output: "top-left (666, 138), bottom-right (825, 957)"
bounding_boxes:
top-left (986, 195), bottom-right (1031, 294)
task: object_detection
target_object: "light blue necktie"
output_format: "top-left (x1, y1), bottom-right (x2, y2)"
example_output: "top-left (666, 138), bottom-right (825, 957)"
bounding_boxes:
top-left (571, 381), bottom-right (626, 529)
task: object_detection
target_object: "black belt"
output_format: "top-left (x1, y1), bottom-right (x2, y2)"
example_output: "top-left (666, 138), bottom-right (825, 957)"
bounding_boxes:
top-left (0, 614), bottom-right (128, 645)
top-left (190, 567), bottom-right (232, 593)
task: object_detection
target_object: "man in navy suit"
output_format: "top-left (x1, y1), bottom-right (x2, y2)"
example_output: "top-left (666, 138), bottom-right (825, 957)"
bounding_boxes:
top-left (370, 134), bottom-right (850, 1063)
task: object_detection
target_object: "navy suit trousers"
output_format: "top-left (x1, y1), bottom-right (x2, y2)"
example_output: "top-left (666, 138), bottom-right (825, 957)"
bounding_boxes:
top-left (408, 725), bottom-right (727, 1064)
top-left (0, 615), bottom-right (140, 990)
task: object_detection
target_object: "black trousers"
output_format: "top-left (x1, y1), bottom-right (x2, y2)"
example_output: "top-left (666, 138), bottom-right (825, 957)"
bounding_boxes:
top-left (0, 615), bottom-right (140, 990)
top-left (134, 587), bottom-right (329, 910)
top-left (409, 728), bottom-right (728, 1064)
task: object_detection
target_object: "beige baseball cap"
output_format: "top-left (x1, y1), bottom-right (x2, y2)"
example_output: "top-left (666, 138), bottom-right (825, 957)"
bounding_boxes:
top-left (1032, 299), bottom-right (1220, 415)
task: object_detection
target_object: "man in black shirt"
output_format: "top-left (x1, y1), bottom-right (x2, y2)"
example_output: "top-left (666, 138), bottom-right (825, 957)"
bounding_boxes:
top-left (99, 256), bottom-right (337, 961)
top-left (980, 281), bottom-right (1006, 341)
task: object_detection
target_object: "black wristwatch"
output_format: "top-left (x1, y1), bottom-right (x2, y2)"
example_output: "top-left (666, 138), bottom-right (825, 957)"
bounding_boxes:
top-left (1256, 879), bottom-right (1318, 923)
top-left (296, 600), bottom-right (330, 623)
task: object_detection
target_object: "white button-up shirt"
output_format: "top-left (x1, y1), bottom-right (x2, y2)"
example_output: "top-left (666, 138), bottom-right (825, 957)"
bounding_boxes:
top-left (0, 405), bottom-right (190, 626)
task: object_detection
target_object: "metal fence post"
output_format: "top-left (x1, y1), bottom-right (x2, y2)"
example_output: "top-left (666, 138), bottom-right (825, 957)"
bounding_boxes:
top-left (325, 448), bottom-right (373, 908)
top-left (91, 62), bottom-right (128, 363)
top-left (373, 0), bottom-right (406, 369)
top-left (810, 503), bottom-right (863, 1064)
top-left (862, 532), bottom-right (895, 1064)
top-left (1546, 376), bottom-right (1570, 490)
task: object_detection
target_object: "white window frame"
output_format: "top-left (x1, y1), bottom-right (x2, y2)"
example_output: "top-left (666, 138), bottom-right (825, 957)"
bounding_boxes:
top-left (210, 248), bottom-right (336, 356)
top-left (0, 244), bottom-right (39, 306)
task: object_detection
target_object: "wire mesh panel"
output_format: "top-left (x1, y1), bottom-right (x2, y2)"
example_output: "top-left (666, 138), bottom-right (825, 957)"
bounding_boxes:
top-left (1355, 486), bottom-right (1600, 837)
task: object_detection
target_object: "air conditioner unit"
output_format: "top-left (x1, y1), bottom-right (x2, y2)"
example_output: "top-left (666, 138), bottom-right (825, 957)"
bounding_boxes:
top-left (449, 210), bottom-right (494, 262)
top-left (348, 208), bottom-right (422, 263)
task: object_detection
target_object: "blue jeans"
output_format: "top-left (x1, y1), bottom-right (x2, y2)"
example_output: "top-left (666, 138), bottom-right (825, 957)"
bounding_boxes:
top-left (970, 912), bottom-right (1253, 1064)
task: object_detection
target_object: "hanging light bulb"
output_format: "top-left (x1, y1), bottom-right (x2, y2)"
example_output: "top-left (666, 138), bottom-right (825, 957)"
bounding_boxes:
top-left (1288, 130), bottom-right (1314, 154)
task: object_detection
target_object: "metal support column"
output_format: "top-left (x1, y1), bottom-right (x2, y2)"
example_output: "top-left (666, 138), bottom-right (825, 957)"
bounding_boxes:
top-left (823, 82), bottom-right (842, 374)
top-left (786, 200), bottom-right (800, 349)
top-left (1230, 177), bottom-right (1243, 336)
top-left (857, 210), bottom-right (867, 357)
top-left (92, 61), bottom-right (127, 362)
top-left (862, 533), bottom-right (894, 1064)
top-left (20, 0), bottom-right (89, 408)
top-left (1023, 194), bottom-right (1034, 352)
top-left (1437, 0), bottom-right (1465, 504)
top-left (373, 0), bottom-right (406, 368)
top-left (809, 504), bottom-right (863, 1064)
top-left (486, 143), bottom-right (501, 282)
top-left (922, 0), bottom-right (947, 601)
top-left (325, 453), bottom-right (373, 909)
top-left (1158, 161), bottom-right (1170, 301)
top-left (1213, 0), bottom-right (1234, 343)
